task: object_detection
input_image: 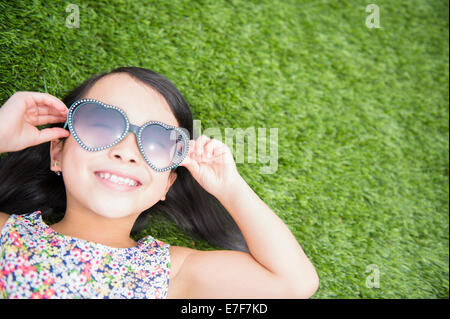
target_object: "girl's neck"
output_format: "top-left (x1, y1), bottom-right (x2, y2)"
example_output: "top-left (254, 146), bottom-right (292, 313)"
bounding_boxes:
top-left (49, 209), bottom-right (139, 249)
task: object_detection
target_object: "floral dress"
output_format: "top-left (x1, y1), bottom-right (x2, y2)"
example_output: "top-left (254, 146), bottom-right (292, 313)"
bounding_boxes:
top-left (0, 211), bottom-right (171, 299)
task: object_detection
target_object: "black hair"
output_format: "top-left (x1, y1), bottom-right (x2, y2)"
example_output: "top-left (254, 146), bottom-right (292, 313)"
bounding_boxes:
top-left (0, 66), bottom-right (249, 252)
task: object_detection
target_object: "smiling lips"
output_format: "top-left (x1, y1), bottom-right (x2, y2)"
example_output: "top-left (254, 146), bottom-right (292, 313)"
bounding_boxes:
top-left (94, 170), bottom-right (142, 191)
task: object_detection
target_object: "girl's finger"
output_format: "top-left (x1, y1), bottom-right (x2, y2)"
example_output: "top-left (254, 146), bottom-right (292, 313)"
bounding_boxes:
top-left (179, 152), bottom-right (200, 172)
top-left (194, 135), bottom-right (210, 157)
top-left (211, 142), bottom-right (234, 165)
top-left (204, 139), bottom-right (215, 161)
top-left (187, 140), bottom-right (195, 158)
top-left (32, 105), bottom-right (68, 116)
top-left (35, 127), bottom-right (70, 145)
top-left (30, 114), bottom-right (68, 126)
top-left (25, 92), bottom-right (68, 114)
top-left (204, 139), bottom-right (223, 161)
top-left (180, 153), bottom-right (192, 166)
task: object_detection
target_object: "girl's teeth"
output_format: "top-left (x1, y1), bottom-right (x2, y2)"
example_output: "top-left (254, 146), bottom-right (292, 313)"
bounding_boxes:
top-left (98, 172), bottom-right (138, 186)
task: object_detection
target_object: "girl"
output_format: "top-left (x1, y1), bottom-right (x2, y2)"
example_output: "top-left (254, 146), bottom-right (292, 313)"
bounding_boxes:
top-left (0, 67), bottom-right (318, 299)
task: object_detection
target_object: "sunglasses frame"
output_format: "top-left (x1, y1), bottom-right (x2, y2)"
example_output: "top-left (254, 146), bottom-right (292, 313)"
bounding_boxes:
top-left (63, 98), bottom-right (190, 172)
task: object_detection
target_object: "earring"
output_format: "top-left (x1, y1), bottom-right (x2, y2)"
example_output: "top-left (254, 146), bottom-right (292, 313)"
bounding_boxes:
top-left (53, 162), bottom-right (61, 176)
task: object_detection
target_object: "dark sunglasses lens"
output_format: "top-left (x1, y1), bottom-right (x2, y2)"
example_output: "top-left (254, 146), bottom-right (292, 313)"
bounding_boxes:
top-left (141, 125), bottom-right (185, 169)
top-left (72, 102), bottom-right (126, 149)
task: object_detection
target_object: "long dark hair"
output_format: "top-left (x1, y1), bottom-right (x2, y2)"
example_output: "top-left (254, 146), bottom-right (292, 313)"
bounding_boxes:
top-left (0, 67), bottom-right (249, 252)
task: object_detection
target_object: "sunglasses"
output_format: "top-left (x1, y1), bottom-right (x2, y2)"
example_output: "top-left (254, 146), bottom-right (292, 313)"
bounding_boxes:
top-left (63, 98), bottom-right (190, 172)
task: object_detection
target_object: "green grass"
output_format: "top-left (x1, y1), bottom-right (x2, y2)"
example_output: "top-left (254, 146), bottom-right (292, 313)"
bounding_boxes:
top-left (0, 0), bottom-right (448, 298)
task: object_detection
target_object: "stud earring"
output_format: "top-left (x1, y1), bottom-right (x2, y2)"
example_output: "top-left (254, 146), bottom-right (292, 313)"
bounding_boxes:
top-left (53, 162), bottom-right (61, 176)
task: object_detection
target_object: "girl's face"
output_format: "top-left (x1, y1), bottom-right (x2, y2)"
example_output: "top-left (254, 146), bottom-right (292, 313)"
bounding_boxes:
top-left (51, 73), bottom-right (178, 220)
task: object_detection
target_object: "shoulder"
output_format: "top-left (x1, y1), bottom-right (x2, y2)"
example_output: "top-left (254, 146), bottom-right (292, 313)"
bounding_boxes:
top-left (166, 246), bottom-right (262, 298)
top-left (0, 211), bottom-right (10, 230)
top-left (167, 245), bottom-right (196, 298)
top-left (0, 211), bottom-right (41, 234)
top-left (168, 245), bottom-right (196, 279)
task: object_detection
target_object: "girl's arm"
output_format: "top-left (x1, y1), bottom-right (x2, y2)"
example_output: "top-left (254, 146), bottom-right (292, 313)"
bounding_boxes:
top-left (172, 136), bottom-right (319, 298)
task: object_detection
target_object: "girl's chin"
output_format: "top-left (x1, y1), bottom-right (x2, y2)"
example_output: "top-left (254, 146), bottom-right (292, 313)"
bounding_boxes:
top-left (88, 200), bottom-right (157, 219)
top-left (88, 203), bottom-right (139, 219)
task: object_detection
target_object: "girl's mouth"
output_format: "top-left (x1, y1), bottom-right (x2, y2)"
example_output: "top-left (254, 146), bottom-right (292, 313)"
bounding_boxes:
top-left (94, 171), bottom-right (142, 192)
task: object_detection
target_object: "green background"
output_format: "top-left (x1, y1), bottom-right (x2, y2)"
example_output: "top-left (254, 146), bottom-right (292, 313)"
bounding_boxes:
top-left (0, 0), bottom-right (448, 298)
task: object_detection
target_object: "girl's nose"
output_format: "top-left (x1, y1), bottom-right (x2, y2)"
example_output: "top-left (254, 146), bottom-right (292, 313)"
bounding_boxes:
top-left (109, 133), bottom-right (140, 164)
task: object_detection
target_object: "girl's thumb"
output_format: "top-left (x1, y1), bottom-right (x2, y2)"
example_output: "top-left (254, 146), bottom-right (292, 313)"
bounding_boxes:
top-left (179, 154), bottom-right (199, 172)
top-left (37, 127), bottom-right (70, 145)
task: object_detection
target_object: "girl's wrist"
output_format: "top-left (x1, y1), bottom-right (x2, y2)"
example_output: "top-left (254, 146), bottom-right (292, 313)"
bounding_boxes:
top-left (215, 173), bottom-right (248, 204)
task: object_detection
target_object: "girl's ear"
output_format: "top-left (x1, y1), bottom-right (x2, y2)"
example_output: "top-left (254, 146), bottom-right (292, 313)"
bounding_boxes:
top-left (50, 138), bottom-right (65, 173)
top-left (161, 171), bottom-right (177, 201)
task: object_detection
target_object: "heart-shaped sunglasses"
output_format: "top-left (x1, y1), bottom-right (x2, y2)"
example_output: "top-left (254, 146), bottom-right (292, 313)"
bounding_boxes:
top-left (63, 99), bottom-right (190, 172)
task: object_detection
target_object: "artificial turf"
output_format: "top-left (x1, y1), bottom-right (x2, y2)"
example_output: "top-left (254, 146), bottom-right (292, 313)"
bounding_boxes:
top-left (0, 0), bottom-right (448, 298)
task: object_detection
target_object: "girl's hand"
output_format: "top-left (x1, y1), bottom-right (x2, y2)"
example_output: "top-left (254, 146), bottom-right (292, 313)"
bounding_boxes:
top-left (179, 135), bottom-right (241, 198)
top-left (0, 92), bottom-right (70, 153)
